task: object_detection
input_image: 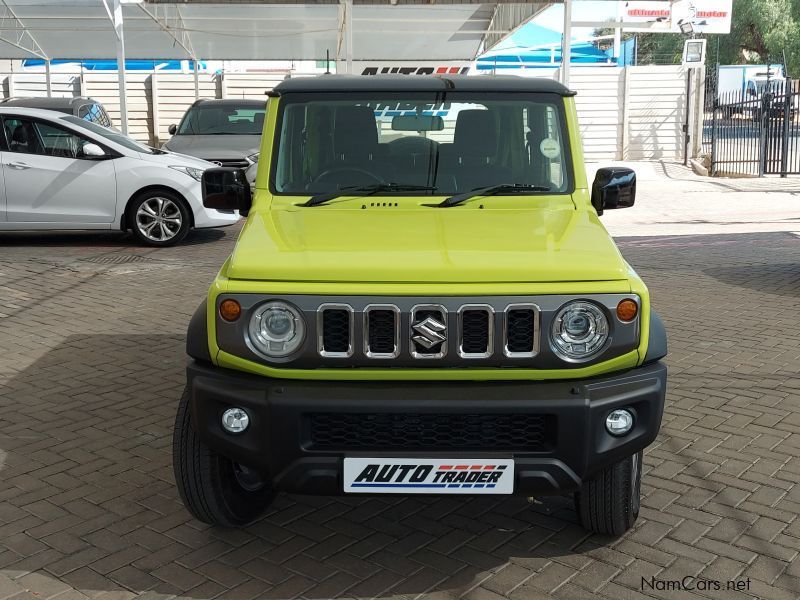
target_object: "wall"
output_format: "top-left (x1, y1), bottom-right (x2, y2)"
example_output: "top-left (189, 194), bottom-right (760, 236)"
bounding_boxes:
top-left (0, 66), bottom-right (698, 161)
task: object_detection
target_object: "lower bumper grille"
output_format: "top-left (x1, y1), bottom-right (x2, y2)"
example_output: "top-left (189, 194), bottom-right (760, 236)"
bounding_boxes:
top-left (308, 412), bottom-right (555, 452)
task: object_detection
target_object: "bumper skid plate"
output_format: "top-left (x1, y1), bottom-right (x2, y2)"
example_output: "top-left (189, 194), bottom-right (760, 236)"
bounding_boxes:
top-left (187, 361), bottom-right (667, 496)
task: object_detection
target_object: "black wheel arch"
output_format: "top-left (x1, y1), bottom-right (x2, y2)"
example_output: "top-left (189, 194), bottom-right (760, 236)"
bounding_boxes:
top-left (120, 185), bottom-right (195, 231)
top-left (644, 310), bottom-right (667, 364)
top-left (187, 299), bottom-right (212, 363)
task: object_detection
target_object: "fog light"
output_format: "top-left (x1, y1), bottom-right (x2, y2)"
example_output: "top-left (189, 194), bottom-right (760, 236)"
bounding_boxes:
top-left (605, 409), bottom-right (634, 436)
top-left (221, 407), bottom-right (249, 434)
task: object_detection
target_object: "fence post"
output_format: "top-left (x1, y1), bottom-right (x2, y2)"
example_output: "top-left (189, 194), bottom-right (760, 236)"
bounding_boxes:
top-left (691, 68), bottom-right (705, 159)
top-left (780, 78), bottom-right (791, 177)
top-left (710, 97), bottom-right (718, 176)
top-left (621, 66), bottom-right (630, 160)
top-left (219, 70), bottom-right (227, 99)
top-left (758, 93), bottom-right (769, 177)
top-left (151, 71), bottom-right (160, 147)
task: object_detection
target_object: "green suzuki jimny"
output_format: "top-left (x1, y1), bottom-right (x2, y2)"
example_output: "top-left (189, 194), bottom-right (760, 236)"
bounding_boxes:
top-left (174, 75), bottom-right (667, 535)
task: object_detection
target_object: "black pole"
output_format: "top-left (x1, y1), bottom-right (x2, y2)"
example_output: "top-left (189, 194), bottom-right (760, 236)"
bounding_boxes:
top-left (781, 77), bottom-right (791, 177)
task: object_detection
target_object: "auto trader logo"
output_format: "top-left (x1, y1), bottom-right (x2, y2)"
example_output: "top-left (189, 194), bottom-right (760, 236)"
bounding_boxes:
top-left (354, 463), bottom-right (505, 488)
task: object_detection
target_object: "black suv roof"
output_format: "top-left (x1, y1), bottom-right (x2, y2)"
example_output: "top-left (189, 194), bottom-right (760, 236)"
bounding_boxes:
top-left (0, 96), bottom-right (100, 109)
top-left (272, 74), bottom-right (574, 96)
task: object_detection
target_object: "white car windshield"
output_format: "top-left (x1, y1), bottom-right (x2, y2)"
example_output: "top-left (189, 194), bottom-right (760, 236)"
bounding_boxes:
top-left (61, 115), bottom-right (160, 154)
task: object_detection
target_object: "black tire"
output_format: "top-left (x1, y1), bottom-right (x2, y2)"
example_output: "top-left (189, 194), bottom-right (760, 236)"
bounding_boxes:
top-left (172, 386), bottom-right (274, 527)
top-left (574, 450), bottom-right (642, 536)
top-left (128, 190), bottom-right (191, 247)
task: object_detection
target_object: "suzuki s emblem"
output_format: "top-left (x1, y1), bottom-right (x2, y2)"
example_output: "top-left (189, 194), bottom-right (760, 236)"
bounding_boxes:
top-left (412, 316), bottom-right (447, 349)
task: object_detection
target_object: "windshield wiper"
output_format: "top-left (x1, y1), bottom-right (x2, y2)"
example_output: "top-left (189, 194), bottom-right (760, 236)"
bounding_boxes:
top-left (437, 183), bottom-right (552, 208)
top-left (303, 183), bottom-right (437, 207)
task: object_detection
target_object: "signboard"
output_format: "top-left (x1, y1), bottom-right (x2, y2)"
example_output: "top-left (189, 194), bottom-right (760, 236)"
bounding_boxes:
top-left (622, 0), bottom-right (732, 34)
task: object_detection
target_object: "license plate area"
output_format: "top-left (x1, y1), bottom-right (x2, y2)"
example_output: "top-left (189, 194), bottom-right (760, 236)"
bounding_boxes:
top-left (343, 458), bottom-right (514, 494)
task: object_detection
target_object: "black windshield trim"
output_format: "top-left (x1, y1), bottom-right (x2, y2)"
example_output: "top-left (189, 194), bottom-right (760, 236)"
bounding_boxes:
top-left (268, 91), bottom-right (575, 198)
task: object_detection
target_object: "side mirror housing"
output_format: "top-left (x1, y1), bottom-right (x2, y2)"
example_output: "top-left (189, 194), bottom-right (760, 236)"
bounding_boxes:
top-left (79, 142), bottom-right (107, 159)
top-left (168, 124), bottom-right (177, 135)
top-left (591, 167), bottom-right (636, 215)
top-left (202, 167), bottom-right (252, 216)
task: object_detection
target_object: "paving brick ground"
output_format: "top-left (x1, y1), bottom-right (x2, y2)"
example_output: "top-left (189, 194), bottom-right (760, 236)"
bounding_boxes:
top-left (0, 223), bottom-right (799, 600)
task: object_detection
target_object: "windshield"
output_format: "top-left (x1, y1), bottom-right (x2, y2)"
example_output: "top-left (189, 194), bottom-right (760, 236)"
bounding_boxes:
top-left (61, 115), bottom-right (158, 154)
top-left (177, 104), bottom-right (266, 135)
top-left (272, 92), bottom-right (571, 196)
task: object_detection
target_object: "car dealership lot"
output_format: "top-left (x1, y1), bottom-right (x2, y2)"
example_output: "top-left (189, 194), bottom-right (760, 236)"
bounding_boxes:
top-left (1, 175), bottom-right (799, 600)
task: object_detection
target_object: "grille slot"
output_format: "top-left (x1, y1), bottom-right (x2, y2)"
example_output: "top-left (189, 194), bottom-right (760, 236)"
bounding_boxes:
top-left (319, 305), bottom-right (352, 357)
top-left (309, 412), bottom-right (555, 451)
top-left (505, 306), bottom-right (538, 357)
top-left (459, 306), bottom-right (493, 358)
top-left (364, 305), bottom-right (400, 358)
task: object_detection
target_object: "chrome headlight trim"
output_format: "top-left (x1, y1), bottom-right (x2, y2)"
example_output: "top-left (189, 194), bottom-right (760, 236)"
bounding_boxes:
top-left (246, 300), bottom-right (306, 359)
top-left (549, 300), bottom-right (610, 363)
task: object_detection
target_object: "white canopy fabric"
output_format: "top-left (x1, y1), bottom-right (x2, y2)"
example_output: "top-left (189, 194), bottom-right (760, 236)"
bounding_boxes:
top-left (0, 1), bottom-right (554, 61)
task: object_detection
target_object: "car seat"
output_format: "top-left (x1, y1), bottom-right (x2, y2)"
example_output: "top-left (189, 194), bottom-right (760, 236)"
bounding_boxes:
top-left (436, 110), bottom-right (511, 191)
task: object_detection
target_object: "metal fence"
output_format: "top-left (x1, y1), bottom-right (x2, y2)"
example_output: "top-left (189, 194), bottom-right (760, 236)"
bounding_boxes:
top-left (702, 72), bottom-right (800, 177)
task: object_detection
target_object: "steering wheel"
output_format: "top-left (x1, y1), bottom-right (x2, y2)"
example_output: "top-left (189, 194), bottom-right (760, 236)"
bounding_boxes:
top-left (310, 167), bottom-right (385, 187)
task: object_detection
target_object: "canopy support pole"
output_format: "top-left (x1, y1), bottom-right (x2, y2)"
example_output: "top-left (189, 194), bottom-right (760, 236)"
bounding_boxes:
top-left (337, 0), bottom-right (353, 74)
top-left (561, 0), bottom-right (572, 87)
top-left (108, 0), bottom-right (129, 135)
top-left (45, 59), bottom-right (51, 97)
top-left (193, 60), bottom-right (200, 100)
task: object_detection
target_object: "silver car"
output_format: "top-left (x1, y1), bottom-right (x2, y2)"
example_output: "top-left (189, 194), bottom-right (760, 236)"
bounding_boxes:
top-left (162, 99), bottom-right (264, 170)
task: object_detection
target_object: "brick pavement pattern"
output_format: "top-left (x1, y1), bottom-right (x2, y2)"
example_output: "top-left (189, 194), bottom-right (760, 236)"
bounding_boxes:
top-left (0, 226), bottom-right (799, 600)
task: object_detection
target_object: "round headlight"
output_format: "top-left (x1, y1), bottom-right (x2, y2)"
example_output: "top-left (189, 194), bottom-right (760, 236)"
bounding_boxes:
top-left (248, 301), bottom-right (306, 358)
top-left (550, 301), bottom-right (609, 362)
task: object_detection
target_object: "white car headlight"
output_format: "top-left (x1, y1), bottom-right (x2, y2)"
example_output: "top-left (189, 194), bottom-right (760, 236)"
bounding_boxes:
top-left (248, 301), bottom-right (306, 358)
top-left (169, 165), bottom-right (204, 181)
top-left (550, 301), bottom-right (609, 362)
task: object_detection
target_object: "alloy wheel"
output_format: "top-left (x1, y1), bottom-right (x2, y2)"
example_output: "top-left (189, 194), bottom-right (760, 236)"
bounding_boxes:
top-left (135, 197), bottom-right (183, 242)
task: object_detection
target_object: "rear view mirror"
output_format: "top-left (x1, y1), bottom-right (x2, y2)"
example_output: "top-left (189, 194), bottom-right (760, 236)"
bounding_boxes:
top-left (168, 124), bottom-right (177, 135)
top-left (202, 168), bottom-right (252, 216)
top-left (591, 167), bottom-right (636, 216)
top-left (391, 115), bottom-right (444, 132)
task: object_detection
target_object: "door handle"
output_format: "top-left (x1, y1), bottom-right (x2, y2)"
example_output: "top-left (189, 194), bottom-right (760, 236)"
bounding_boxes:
top-left (6, 162), bottom-right (30, 170)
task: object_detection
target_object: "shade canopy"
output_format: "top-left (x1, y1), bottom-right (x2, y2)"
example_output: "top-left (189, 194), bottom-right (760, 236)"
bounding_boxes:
top-left (0, 0), bottom-right (555, 61)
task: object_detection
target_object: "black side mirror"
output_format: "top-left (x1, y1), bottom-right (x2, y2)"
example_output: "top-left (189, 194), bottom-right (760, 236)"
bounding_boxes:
top-left (168, 124), bottom-right (177, 135)
top-left (202, 168), bottom-right (252, 216)
top-left (591, 167), bottom-right (636, 216)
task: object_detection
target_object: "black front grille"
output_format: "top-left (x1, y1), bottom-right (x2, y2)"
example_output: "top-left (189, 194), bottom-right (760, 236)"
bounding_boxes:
top-left (367, 309), bottom-right (396, 354)
top-left (461, 310), bottom-right (490, 354)
top-left (309, 412), bottom-right (555, 451)
top-left (212, 158), bottom-right (249, 169)
top-left (506, 309), bottom-right (535, 353)
top-left (321, 309), bottom-right (350, 354)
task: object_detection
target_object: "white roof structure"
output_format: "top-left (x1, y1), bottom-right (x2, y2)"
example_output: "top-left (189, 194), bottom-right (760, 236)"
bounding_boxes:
top-left (0, 1), bottom-right (556, 61)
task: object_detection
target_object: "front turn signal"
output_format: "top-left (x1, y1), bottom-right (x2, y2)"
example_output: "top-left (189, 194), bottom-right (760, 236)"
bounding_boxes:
top-left (219, 299), bottom-right (242, 322)
top-left (616, 299), bottom-right (638, 322)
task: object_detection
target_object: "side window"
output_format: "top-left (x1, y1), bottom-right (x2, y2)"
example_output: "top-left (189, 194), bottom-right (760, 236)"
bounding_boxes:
top-left (79, 103), bottom-right (112, 129)
top-left (3, 118), bottom-right (45, 155)
top-left (3, 117), bottom-right (94, 159)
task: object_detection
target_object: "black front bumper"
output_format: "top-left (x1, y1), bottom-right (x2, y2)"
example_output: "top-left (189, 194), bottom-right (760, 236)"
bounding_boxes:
top-left (187, 361), bottom-right (667, 496)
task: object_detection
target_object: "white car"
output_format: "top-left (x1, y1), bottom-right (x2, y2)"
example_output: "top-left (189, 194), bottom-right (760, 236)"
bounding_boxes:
top-left (0, 107), bottom-right (239, 246)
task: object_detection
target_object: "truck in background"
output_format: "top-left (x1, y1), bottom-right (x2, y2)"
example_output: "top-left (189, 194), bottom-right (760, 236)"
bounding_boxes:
top-left (716, 64), bottom-right (796, 120)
